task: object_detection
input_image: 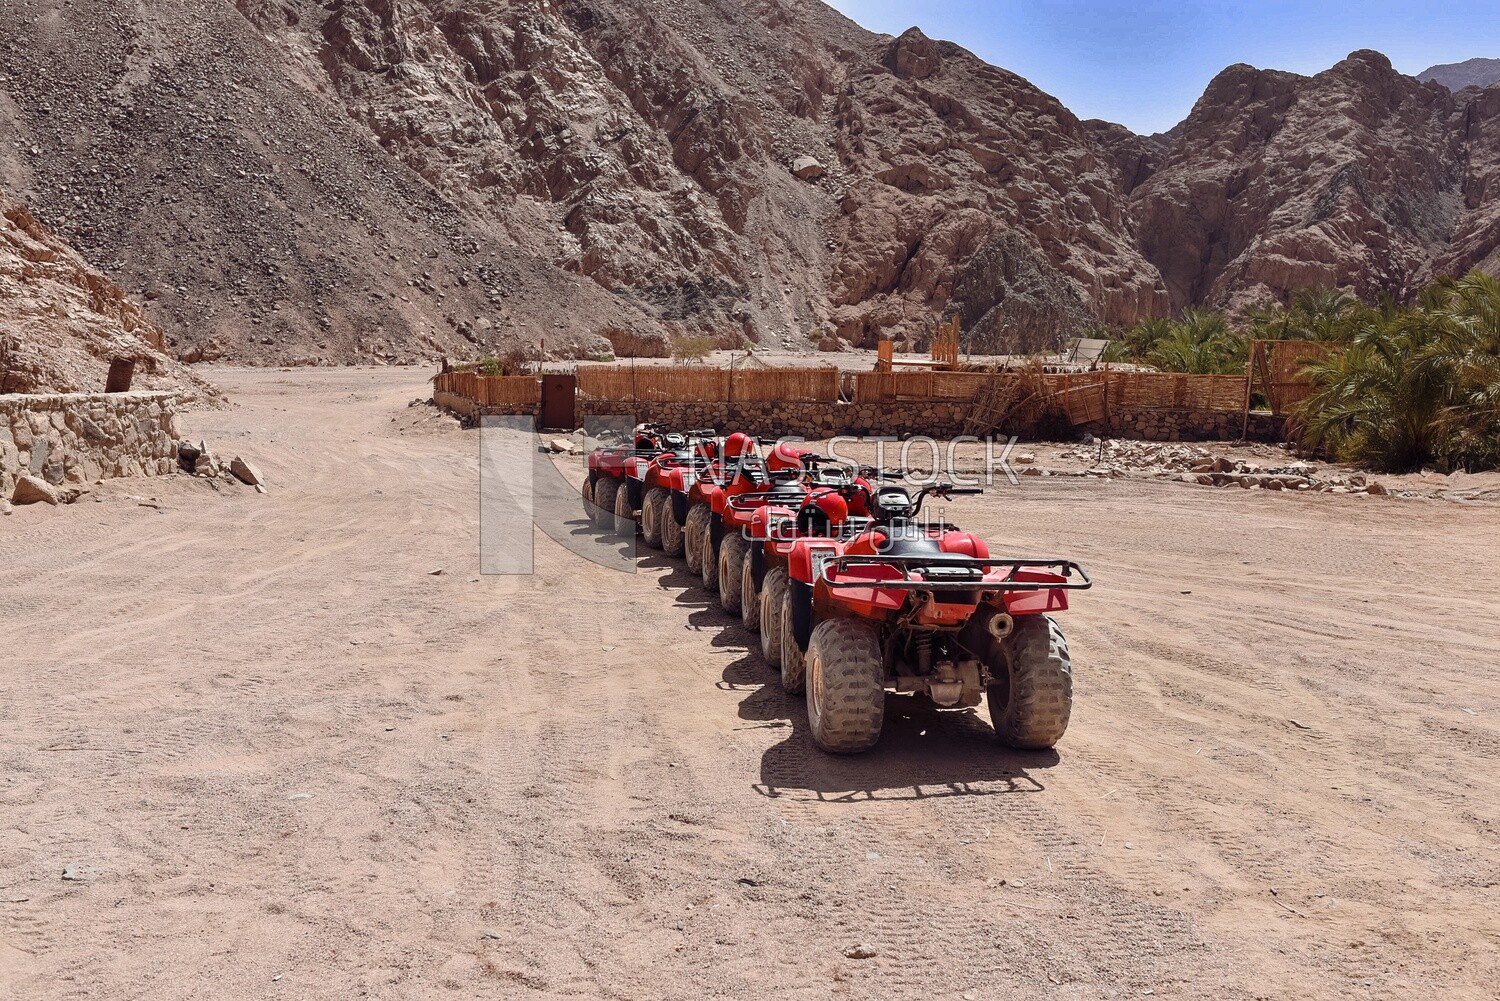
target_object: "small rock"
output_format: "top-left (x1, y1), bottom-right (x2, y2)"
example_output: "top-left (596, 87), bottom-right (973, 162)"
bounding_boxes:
top-left (1366, 481), bottom-right (1387, 496)
top-left (229, 456), bottom-right (265, 487)
top-left (288, 792), bottom-right (314, 800)
top-left (0, 499), bottom-right (11, 515)
top-left (1013, 453), bottom-right (1036, 465)
top-left (12, 475), bottom-right (59, 506)
top-left (61, 863), bottom-right (88, 882)
top-left (791, 155), bottom-right (826, 180)
top-left (842, 943), bottom-right (878, 960)
top-left (548, 438), bottom-right (571, 453)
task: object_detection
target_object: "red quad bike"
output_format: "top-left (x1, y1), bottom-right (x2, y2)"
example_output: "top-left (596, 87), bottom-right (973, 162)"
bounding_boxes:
top-left (682, 432), bottom-right (763, 590)
top-left (584, 426), bottom-right (666, 531)
top-left (712, 440), bottom-right (829, 616)
top-left (648, 430), bottom-right (721, 560)
top-left (734, 447), bottom-right (878, 632)
top-left (613, 429), bottom-right (713, 543)
top-left (780, 482), bottom-right (1092, 754)
top-left (743, 460), bottom-right (891, 689)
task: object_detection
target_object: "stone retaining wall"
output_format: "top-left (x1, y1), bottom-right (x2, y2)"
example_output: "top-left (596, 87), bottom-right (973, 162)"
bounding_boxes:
top-left (1, 391), bottom-right (182, 500)
top-left (1109, 406), bottom-right (1286, 442)
top-left (440, 391), bottom-right (1289, 443)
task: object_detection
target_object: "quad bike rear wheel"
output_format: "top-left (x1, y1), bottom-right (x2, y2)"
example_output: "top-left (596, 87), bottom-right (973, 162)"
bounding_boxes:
top-left (683, 504), bottom-right (711, 575)
top-left (986, 613), bottom-right (1073, 750)
top-left (613, 483), bottom-right (635, 538)
top-left (805, 618), bottom-right (886, 754)
top-left (591, 478), bottom-right (620, 531)
top-left (718, 534), bottom-right (747, 615)
top-left (582, 477), bottom-right (595, 522)
top-left (659, 498), bottom-right (685, 557)
top-left (740, 556), bottom-right (760, 629)
top-left (778, 585), bottom-right (805, 694)
top-left (641, 487), bottom-right (667, 549)
top-left (759, 568), bottom-right (787, 668)
top-left (701, 520), bottom-right (720, 592)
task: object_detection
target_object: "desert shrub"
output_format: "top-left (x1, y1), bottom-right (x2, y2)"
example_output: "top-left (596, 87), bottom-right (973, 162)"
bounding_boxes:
top-left (670, 334), bottom-right (715, 363)
top-left (477, 347), bottom-right (531, 376)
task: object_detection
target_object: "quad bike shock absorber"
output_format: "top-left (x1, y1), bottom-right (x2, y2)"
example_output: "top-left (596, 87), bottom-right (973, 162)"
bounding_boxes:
top-left (913, 633), bottom-right (933, 675)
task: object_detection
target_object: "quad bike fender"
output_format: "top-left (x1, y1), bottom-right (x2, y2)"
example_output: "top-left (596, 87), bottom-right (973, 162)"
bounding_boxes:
top-left (692, 480), bottom-right (722, 509)
top-left (748, 541), bottom-right (770, 590)
top-left (1001, 570), bottom-right (1071, 615)
top-left (788, 578), bottom-right (814, 652)
top-left (939, 532), bottom-right (991, 560)
top-left (787, 540), bottom-right (841, 585)
top-left (747, 504), bottom-right (796, 541)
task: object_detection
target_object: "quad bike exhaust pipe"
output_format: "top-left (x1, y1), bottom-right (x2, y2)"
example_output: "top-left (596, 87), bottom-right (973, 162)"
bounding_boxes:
top-left (987, 611), bottom-right (1015, 642)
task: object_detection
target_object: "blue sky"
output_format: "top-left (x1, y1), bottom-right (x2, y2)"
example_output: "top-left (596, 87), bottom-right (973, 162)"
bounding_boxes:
top-left (827, 1), bottom-right (1499, 133)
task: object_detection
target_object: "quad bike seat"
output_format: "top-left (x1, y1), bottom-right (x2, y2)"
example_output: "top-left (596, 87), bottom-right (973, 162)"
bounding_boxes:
top-left (877, 527), bottom-right (943, 559)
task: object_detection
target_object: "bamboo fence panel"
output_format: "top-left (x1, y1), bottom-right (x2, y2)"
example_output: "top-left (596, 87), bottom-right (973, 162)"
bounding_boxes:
top-left (434, 371), bottom-right (541, 406)
top-left (1251, 340), bottom-right (1335, 415)
top-left (856, 369), bottom-right (1251, 415)
top-left (575, 365), bottom-right (840, 402)
top-left (733, 367), bottom-right (841, 402)
top-left (1104, 372), bottom-right (1247, 412)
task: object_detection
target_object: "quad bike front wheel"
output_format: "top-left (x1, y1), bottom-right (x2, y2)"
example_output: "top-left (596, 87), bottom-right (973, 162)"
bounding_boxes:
top-left (778, 585), bottom-right (805, 694)
top-left (641, 487), bottom-right (668, 549)
top-left (718, 534), bottom-right (747, 615)
top-left (591, 478), bottom-right (620, 531)
top-left (805, 618), bottom-right (886, 754)
top-left (613, 483), bottom-right (635, 538)
top-left (759, 568), bottom-right (787, 669)
top-left (740, 556), bottom-right (760, 630)
top-left (582, 477), bottom-right (595, 522)
top-left (659, 498), bottom-right (685, 558)
top-left (700, 520), bottom-right (720, 592)
top-left (986, 613), bottom-right (1073, 750)
top-left (683, 504), bottom-right (711, 574)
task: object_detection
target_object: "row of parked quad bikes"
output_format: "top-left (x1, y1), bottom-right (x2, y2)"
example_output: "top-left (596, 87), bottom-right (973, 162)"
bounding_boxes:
top-left (581, 426), bottom-right (1093, 754)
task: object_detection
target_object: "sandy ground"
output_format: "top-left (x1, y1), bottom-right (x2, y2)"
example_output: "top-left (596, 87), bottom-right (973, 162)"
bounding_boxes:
top-left (2, 366), bottom-right (1498, 1000)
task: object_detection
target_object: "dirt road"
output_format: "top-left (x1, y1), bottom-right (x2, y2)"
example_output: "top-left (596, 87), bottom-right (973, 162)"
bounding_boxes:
top-left (2, 367), bottom-right (1496, 999)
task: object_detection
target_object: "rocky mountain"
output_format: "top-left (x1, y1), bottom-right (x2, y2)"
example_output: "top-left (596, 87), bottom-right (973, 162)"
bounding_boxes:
top-left (1126, 51), bottom-right (1500, 313)
top-left (0, 188), bottom-right (215, 396)
top-left (1419, 57), bottom-right (1500, 92)
top-left (1, 2), bottom-right (1498, 363)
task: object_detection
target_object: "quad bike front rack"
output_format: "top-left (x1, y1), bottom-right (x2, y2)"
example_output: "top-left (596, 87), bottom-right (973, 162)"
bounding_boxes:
top-left (819, 554), bottom-right (1093, 593)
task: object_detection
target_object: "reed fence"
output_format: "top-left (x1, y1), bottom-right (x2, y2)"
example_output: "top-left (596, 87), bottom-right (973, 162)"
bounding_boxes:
top-left (576, 365), bottom-right (839, 402)
top-left (433, 370), bottom-right (541, 406)
top-left (853, 369), bottom-right (1249, 413)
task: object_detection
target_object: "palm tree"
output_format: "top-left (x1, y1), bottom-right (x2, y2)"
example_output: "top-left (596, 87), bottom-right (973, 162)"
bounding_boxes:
top-left (1145, 309), bottom-right (1246, 374)
top-left (1298, 310), bottom-right (1460, 471)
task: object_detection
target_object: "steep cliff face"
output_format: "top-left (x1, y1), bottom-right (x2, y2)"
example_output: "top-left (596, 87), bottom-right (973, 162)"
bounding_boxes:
top-left (0, 0), bottom-right (660, 364)
top-left (1128, 52), bottom-right (1498, 314)
top-left (828, 28), bottom-right (1167, 353)
top-left (239, 0), bottom-right (1165, 353)
top-left (0, 189), bottom-right (214, 396)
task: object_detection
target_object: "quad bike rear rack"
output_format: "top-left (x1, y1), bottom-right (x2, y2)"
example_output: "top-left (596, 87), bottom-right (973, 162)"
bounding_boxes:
top-left (819, 555), bottom-right (1093, 593)
top-left (725, 488), bottom-right (809, 513)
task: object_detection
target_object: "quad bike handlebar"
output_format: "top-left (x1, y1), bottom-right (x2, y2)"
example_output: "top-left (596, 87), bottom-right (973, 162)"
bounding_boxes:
top-left (819, 555), bottom-right (1093, 592)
